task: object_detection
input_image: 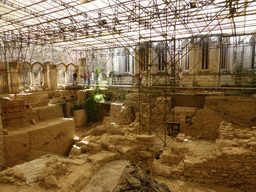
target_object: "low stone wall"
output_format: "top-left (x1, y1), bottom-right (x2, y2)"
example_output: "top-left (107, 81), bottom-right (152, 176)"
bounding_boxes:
top-left (73, 109), bottom-right (87, 127)
top-left (0, 115), bottom-right (6, 170)
top-left (3, 118), bottom-right (75, 167)
top-left (183, 147), bottom-right (256, 191)
top-left (154, 122), bottom-right (256, 191)
top-left (110, 103), bottom-right (134, 125)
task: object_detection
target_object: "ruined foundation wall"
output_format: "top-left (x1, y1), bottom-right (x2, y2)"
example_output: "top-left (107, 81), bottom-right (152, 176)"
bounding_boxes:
top-left (0, 114), bottom-right (6, 170)
top-left (183, 149), bottom-right (256, 191)
top-left (182, 96), bottom-right (256, 139)
top-left (3, 118), bottom-right (75, 167)
top-left (205, 96), bottom-right (256, 127)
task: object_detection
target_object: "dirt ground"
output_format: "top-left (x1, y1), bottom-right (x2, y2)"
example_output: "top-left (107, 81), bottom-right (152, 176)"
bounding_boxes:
top-left (155, 177), bottom-right (243, 192)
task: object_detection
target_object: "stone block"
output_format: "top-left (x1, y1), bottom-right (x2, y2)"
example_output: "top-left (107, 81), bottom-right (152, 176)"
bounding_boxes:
top-left (117, 146), bottom-right (135, 155)
top-left (36, 104), bottom-right (64, 121)
top-left (72, 159), bottom-right (86, 165)
top-left (170, 168), bottom-right (184, 176)
top-left (152, 160), bottom-right (171, 177)
top-left (45, 175), bottom-right (58, 188)
top-left (160, 150), bottom-right (182, 165)
top-left (92, 142), bottom-right (102, 151)
top-left (73, 109), bottom-right (87, 127)
top-left (107, 144), bottom-right (117, 152)
top-left (176, 133), bottom-right (186, 142)
top-left (136, 135), bottom-right (154, 142)
top-left (64, 102), bottom-right (73, 117)
top-left (3, 132), bottom-right (30, 166)
top-left (78, 90), bottom-right (87, 106)
top-left (138, 151), bottom-right (153, 159)
top-left (184, 160), bottom-right (194, 168)
top-left (30, 118), bottom-right (75, 156)
top-left (87, 151), bottom-right (120, 165)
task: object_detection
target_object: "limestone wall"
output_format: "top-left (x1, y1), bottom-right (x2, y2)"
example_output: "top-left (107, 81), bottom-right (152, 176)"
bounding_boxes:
top-left (183, 149), bottom-right (256, 191)
top-left (0, 114), bottom-right (6, 170)
top-left (205, 96), bottom-right (256, 127)
top-left (3, 118), bottom-right (75, 167)
top-left (154, 122), bottom-right (256, 191)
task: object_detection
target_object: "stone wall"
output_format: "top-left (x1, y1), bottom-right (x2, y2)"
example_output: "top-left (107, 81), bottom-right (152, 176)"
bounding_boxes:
top-left (3, 118), bottom-right (75, 167)
top-left (0, 113), bottom-right (6, 170)
top-left (180, 74), bottom-right (256, 87)
top-left (154, 122), bottom-right (256, 192)
top-left (183, 147), bottom-right (256, 191)
top-left (205, 96), bottom-right (256, 127)
top-left (110, 103), bottom-right (134, 125)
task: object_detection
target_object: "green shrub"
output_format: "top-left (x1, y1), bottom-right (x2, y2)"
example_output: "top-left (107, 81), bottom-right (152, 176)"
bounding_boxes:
top-left (121, 94), bottom-right (127, 102)
top-left (84, 93), bottom-right (105, 123)
top-left (60, 102), bottom-right (67, 116)
top-left (225, 92), bottom-right (246, 96)
top-left (70, 103), bottom-right (82, 116)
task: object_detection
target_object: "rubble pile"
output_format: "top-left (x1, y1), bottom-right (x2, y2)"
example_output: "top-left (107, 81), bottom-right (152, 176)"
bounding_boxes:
top-left (0, 168), bottom-right (25, 186)
top-left (113, 164), bottom-right (170, 192)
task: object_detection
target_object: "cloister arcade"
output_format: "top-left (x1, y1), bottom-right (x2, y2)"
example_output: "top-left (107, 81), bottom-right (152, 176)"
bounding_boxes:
top-left (18, 62), bottom-right (77, 88)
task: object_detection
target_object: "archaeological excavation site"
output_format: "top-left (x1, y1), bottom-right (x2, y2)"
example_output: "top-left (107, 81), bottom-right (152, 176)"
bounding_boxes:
top-left (1, 0), bottom-right (256, 191)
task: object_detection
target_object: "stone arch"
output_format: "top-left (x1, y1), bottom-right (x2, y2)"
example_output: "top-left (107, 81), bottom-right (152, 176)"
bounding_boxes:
top-left (57, 63), bottom-right (67, 85)
top-left (19, 62), bottom-right (32, 86)
top-left (67, 63), bottom-right (76, 84)
top-left (31, 62), bottom-right (44, 86)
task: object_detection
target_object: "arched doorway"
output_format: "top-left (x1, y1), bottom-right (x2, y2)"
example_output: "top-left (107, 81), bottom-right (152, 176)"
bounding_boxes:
top-left (32, 63), bottom-right (44, 86)
top-left (57, 63), bottom-right (66, 85)
top-left (67, 63), bottom-right (76, 85)
top-left (19, 62), bottom-right (31, 86)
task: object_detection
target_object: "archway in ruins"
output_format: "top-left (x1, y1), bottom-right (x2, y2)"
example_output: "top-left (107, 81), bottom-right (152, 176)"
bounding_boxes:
top-left (57, 63), bottom-right (67, 86)
top-left (19, 62), bottom-right (31, 87)
top-left (67, 63), bottom-right (76, 85)
top-left (31, 62), bottom-right (44, 86)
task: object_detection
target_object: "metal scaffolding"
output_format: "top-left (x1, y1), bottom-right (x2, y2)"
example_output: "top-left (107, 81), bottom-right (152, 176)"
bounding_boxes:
top-left (1, 0), bottom-right (256, 145)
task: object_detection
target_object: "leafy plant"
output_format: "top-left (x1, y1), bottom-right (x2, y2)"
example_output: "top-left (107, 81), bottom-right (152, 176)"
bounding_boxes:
top-left (94, 93), bottom-right (105, 102)
top-left (60, 102), bottom-right (67, 116)
top-left (84, 93), bottom-right (105, 123)
top-left (121, 94), bottom-right (127, 102)
top-left (225, 92), bottom-right (246, 96)
top-left (94, 67), bottom-right (101, 84)
top-left (70, 103), bottom-right (82, 116)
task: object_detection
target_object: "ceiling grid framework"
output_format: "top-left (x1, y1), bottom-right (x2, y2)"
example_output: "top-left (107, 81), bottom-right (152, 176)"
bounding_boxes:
top-left (0, 0), bottom-right (255, 51)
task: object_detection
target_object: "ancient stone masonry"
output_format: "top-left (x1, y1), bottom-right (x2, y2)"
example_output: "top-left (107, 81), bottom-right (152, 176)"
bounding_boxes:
top-left (69, 131), bottom-right (155, 173)
top-left (0, 110), bottom-right (7, 170)
top-left (110, 103), bottom-right (134, 125)
top-left (154, 121), bottom-right (256, 192)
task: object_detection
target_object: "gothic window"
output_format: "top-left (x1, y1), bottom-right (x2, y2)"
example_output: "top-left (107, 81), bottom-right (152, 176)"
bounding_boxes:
top-left (220, 37), bottom-right (228, 70)
top-left (158, 48), bottom-right (165, 71)
top-left (184, 43), bottom-right (190, 70)
top-left (125, 50), bottom-right (130, 72)
top-left (251, 35), bottom-right (256, 69)
top-left (201, 39), bottom-right (209, 69)
top-left (139, 46), bottom-right (149, 71)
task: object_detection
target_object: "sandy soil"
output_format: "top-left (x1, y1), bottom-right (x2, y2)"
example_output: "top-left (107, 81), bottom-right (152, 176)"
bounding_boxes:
top-left (155, 177), bottom-right (243, 192)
